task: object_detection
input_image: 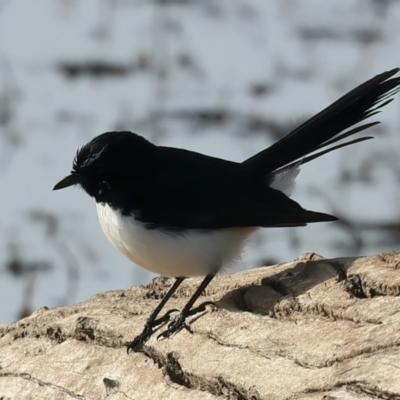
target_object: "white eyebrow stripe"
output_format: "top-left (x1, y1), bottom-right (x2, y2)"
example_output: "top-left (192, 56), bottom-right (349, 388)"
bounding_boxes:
top-left (82, 144), bottom-right (109, 167)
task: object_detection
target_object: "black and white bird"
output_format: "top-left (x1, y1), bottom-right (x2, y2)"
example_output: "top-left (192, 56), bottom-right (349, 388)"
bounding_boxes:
top-left (54, 69), bottom-right (400, 352)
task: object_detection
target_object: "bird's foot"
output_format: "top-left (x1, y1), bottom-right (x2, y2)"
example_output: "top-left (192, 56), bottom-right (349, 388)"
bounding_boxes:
top-left (157, 313), bottom-right (188, 340)
top-left (126, 309), bottom-right (179, 353)
top-left (126, 324), bottom-right (152, 353)
top-left (157, 301), bottom-right (217, 340)
top-left (187, 301), bottom-right (216, 317)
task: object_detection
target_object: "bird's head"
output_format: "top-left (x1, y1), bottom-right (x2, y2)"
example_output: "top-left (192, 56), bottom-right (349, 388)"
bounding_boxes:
top-left (53, 131), bottom-right (152, 202)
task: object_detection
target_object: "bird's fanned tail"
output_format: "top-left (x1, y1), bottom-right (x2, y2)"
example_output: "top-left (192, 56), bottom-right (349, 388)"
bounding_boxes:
top-left (243, 68), bottom-right (400, 177)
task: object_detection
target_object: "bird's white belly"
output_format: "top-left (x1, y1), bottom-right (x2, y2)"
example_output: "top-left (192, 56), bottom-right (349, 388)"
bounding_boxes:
top-left (96, 203), bottom-right (255, 277)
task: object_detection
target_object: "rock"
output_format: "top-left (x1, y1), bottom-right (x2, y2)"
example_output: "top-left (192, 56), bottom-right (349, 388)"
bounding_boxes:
top-left (1, 252), bottom-right (400, 399)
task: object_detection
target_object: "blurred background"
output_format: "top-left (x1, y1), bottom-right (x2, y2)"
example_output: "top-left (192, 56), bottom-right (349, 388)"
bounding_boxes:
top-left (1, 0), bottom-right (400, 323)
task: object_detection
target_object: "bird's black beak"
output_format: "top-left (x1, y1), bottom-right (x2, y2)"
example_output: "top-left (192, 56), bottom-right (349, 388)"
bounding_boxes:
top-left (53, 174), bottom-right (81, 190)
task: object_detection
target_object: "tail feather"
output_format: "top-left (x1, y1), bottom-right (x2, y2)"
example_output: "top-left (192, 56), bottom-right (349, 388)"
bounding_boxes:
top-left (242, 68), bottom-right (400, 177)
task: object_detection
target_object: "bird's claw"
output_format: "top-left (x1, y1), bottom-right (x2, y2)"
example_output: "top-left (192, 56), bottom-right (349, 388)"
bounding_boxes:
top-left (157, 315), bottom-right (187, 340)
top-left (157, 302), bottom-right (217, 341)
top-left (126, 309), bottom-right (180, 353)
top-left (187, 301), bottom-right (216, 317)
top-left (126, 325), bottom-right (152, 353)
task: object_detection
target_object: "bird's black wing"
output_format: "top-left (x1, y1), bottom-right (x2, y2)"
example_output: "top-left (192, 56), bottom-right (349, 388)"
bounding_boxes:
top-left (134, 147), bottom-right (336, 230)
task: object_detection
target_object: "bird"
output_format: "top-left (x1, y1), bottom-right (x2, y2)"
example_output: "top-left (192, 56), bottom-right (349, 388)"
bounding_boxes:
top-left (54, 68), bottom-right (400, 352)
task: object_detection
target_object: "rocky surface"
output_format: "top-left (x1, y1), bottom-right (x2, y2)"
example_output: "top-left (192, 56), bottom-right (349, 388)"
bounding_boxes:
top-left (1, 251), bottom-right (400, 399)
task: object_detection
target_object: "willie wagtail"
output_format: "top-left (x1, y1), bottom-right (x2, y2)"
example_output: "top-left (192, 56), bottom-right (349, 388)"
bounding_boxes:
top-left (54, 68), bottom-right (400, 352)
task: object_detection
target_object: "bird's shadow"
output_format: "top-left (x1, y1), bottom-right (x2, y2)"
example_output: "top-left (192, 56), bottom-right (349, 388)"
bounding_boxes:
top-left (200, 255), bottom-right (357, 317)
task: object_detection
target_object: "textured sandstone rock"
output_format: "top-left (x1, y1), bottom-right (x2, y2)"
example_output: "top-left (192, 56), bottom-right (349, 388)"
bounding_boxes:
top-left (1, 251), bottom-right (400, 399)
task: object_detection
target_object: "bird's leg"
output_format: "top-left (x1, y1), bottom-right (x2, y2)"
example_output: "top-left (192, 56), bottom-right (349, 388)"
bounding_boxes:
top-left (126, 277), bottom-right (185, 353)
top-left (158, 274), bottom-right (215, 339)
